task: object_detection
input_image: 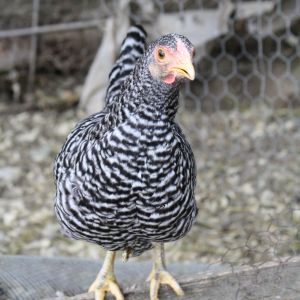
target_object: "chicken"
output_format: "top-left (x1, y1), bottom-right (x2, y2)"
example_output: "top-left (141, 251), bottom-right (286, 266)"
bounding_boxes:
top-left (54, 25), bottom-right (197, 300)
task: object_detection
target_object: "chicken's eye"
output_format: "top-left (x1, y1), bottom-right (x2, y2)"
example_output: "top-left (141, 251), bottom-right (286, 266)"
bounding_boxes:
top-left (157, 49), bottom-right (165, 60)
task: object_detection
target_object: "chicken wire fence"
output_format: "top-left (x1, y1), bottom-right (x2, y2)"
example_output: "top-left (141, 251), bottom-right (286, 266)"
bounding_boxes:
top-left (1, 0), bottom-right (300, 285)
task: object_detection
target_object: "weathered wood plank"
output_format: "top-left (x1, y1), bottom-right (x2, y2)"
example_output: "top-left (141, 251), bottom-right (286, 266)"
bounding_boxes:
top-left (46, 257), bottom-right (300, 300)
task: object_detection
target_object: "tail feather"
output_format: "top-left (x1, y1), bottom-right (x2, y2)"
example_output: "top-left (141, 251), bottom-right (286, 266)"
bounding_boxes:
top-left (105, 25), bottom-right (147, 105)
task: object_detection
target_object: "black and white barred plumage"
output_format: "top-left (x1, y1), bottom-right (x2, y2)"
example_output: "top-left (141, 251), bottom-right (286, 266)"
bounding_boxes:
top-left (54, 25), bottom-right (198, 256)
top-left (106, 25), bottom-right (147, 105)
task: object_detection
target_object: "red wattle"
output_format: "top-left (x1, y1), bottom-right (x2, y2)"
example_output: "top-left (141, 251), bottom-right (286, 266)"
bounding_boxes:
top-left (163, 73), bottom-right (176, 84)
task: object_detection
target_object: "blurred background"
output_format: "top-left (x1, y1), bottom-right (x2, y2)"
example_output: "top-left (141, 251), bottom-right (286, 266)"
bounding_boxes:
top-left (0, 0), bottom-right (299, 270)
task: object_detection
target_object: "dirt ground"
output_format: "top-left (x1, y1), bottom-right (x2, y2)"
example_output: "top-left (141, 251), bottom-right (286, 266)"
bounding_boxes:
top-left (0, 102), bottom-right (300, 266)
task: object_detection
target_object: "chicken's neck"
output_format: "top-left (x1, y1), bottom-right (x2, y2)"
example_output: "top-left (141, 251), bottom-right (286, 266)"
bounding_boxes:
top-left (111, 67), bottom-right (181, 124)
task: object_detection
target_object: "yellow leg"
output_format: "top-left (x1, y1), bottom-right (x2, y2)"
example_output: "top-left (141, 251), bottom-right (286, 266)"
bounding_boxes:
top-left (147, 243), bottom-right (184, 300)
top-left (88, 251), bottom-right (124, 300)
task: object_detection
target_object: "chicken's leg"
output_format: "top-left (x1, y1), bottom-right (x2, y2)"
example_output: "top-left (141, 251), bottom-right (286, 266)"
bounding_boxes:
top-left (147, 243), bottom-right (184, 300)
top-left (89, 251), bottom-right (124, 300)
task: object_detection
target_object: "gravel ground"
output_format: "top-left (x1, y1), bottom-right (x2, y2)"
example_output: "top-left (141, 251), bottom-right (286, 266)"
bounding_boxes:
top-left (0, 103), bottom-right (300, 266)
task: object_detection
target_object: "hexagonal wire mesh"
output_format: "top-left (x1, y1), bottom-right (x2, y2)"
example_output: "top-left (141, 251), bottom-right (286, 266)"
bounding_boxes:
top-left (1, 0), bottom-right (300, 296)
top-left (174, 0), bottom-right (300, 266)
top-left (131, 0), bottom-right (300, 268)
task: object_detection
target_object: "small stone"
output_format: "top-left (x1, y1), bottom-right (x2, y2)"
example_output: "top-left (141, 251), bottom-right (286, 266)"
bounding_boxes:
top-left (16, 128), bottom-right (39, 143)
top-left (284, 120), bottom-right (296, 131)
top-left (3, 210), bottom-right (18, 226)
top-left (260, 190), bottom-right (274, 205)
top-left (219, 196), bottom-right (229, 208)
top-left (41, 223), bottom-right (59, 238)
top-left (30, 208), bottom-right (52, 224)
top-left (251, 121), bottom-right (265, 138)
top-left (0, 167), bottom-right (21, 182)
top-left (228, 174), bottom-right (239, 186)
top-left (258, 158), bottom-right (267, 166)
top-left (240, 183), bottom-right (255, 196)
top-left (29, 145), bottom-right (52, 163)
top-left (24, 239), bottom-right (51, 251)
top-left (292, 210), bottom-right (300, 223)
top-left (55, 291), bottom-right (65, 297)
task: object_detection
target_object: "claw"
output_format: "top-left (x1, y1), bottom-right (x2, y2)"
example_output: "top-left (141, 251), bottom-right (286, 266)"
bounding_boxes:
top-left (147, 268), bottom-right (184, 300)
top-left (89, 251), bottom-right (124, 300)
top-left (89, 273), bottom-right (124, 300)
top-left (147, 243), bottom-right (184, 300)
top-left (89, 275), bottom-right (124, 300)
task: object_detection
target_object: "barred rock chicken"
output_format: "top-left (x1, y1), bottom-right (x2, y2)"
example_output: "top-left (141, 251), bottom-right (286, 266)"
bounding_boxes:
top-left (54, 25), bottom-right (198, 300)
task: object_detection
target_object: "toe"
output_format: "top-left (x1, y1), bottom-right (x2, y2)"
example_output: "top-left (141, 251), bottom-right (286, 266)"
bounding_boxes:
top-left (108, 281), bottom-right (124, 300)
top-left (149, 276), bottom-right (160, 300)
top-left (95, 288), bottom-right (106, 300)
top-left (160, 271), bottom-right (184, 296)
top-left (89, 279), bottom-right (100, 292)
top-left (88, 276), bottom-right (124, 300)
top-left (148, 270), bottom-right (184, 299)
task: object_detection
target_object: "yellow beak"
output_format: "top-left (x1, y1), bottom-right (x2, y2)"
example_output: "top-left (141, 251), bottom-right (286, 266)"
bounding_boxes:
top-left (170, 61), bottom-right (195, 81)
